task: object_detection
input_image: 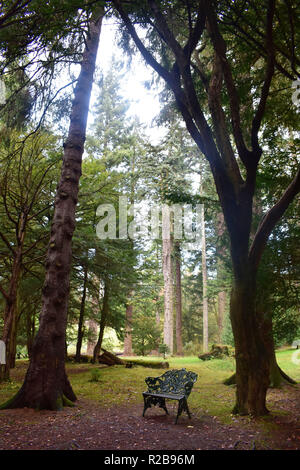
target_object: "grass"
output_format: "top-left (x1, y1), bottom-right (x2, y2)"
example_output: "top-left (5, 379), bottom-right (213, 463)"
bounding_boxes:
top-left (0, 349), bottom-right (299, 422)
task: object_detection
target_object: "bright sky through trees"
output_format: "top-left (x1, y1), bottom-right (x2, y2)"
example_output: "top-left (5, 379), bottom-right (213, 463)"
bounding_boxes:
top-left (89, 17), bottom-right (165, 141)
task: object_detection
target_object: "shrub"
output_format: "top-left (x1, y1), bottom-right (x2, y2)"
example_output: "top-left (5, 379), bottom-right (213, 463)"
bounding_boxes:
top-left (89, 369), bottom-right (101, 382)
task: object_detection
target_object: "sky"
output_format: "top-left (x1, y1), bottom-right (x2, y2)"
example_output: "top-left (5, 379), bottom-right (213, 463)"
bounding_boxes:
top-left (88, 17), bottom-right (166, 143)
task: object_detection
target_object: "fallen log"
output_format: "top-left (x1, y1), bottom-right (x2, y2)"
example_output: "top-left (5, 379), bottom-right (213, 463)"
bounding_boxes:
top-left (98, 348), bottom-right (125, 366)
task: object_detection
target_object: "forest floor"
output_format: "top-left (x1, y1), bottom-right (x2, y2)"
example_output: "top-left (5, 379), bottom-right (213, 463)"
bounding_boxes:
top-left (0, 356), bottom-right (300, 452)
top-left (0, 384), bottom-right (300, 451)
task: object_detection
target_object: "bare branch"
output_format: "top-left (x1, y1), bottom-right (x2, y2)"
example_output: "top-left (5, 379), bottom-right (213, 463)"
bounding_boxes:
top-left (206, 1), bottom-right (252, 166)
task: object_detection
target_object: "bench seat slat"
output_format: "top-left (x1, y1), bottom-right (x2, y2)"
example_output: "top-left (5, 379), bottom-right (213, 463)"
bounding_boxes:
top-left (143, 391), bottom-right (185, 400)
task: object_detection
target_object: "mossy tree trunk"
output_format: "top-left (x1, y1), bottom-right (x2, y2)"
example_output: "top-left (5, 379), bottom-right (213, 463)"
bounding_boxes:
top-left (0, 8), bottom-right (104, 410)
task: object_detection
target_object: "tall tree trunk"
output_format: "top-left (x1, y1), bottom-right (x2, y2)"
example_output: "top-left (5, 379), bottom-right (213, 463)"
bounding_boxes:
top-left (86, 276), bottom-right (100, 355)
top-left (200, 176), bottom-right (209, 352)
top-left (75, 264), bottom-right (88, 362)
top-left (162, 206), bottom-right (174, 354)
top-left (86, 318), bottom-right (98, 356)
top-left (174, 241), bottom-right (183, 356)
top-left (216, 212), bottom-right (226, 343)
top-left (230, 263), bottom-right (270, 416)
top-left (26, 307), bottom-right (35, 359)
top-left (123, 301), bottom-right (133, 356)
top-left (93, 280), bottom-right (109, 363)
top-left (217, 291), bottom-right (226, 343)
top-left (0, 9), bottom-right (104, 410)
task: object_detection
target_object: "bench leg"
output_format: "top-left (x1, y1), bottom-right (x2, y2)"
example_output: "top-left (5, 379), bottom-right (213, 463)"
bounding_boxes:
top-left (142, 395), bottom-right (169, 417)
top-left (158, 397), bottom-right (169, 415)
top-left (175, 398), bottom-right (191, 424)
top-left (143, 395), bottom-right (151, 417)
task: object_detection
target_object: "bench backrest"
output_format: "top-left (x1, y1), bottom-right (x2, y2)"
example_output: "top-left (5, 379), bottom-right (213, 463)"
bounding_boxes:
top-left (145, 368), bottom-right (198, 397)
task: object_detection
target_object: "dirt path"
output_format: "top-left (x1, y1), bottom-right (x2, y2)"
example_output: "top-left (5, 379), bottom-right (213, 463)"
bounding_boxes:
top-left (0, 389), bottom-right (299, 451)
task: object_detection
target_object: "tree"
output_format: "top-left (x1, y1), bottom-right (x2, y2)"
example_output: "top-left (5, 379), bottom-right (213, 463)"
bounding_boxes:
top-left (132, 314), bottom-right (161, 356)
top-left (174, 241), bottom-right (183, 356)
top-left (0, 129), bottom-right (60, 379)
top-left (0, 5), bottom-right (104, 410)
top-left (112, 0), bottom-right (300, 415)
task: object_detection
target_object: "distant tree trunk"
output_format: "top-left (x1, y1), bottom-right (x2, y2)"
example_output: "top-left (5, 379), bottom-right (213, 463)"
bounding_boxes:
top-left (86, 276), bottom-right (100, 355)
top-left (200, 175), bottom-right (208, 352)
top-left (216, 212), bottom-right (226, 343)
top-left (123, 301), bottom-right (133, 356)
top-left (1, 246), bottom-right (23, 380)
top-left (217, 291), bottom-right (226, 343)
top-left (86, 319), bottom-right (98, 356)
top-left (162, 205), bottom-right (174, 355)
top-left (123, 148), bottom-right (136, 357)
top-left (93, 280), bottom-right (110, 363)
top-left (26, 308), bottom-right (35, 359)
top-left (0, 9), bottom-right (104, 410)
top-left (75, 264), bottom-right (88, 362)
top-left (174, 241), bottom-right (183, 356)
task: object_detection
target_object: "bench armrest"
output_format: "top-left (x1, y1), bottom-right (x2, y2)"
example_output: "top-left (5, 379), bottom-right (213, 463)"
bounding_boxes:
top-left (145, 376), bottom-right (164, 392)
top-left (184, 380), bottom-right (195, 397)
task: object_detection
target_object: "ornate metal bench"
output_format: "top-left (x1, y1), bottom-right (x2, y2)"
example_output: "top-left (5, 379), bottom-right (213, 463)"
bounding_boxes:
top-left (142, 368), bottom-right (198, 424)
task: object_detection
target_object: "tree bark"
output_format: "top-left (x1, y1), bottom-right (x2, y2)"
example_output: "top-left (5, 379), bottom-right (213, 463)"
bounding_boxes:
top-left (230, 267), bottom-right (270, 416)
top-left (0, 9), bottom-right (104, 410)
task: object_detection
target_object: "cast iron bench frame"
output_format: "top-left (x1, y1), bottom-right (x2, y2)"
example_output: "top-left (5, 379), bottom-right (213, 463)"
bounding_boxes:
top-left (142, 368), bottom-right (198, 424)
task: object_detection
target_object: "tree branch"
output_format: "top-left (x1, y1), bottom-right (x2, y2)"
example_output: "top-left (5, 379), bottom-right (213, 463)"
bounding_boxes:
top-left (0, 282), bottom-right (9, 302)
top-left (206, 1), bottom-right (252, 166)
top-left (0, 230), bottom-right (16, 256)
top-left (251, 0), bottom-right (276, 153)
top-left (208, 52), bottom-right (244, 186)
top-left (0, 0), bottom-right (32, 29)
top-left (249, 167), bottom-right (300, 270)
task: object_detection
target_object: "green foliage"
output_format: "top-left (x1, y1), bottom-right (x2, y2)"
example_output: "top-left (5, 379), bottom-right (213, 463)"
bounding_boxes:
top-left (89, 368), bottom-right (101, 383)
top-left (132, 315), bottom-right (161, 356)
top-left (158, 343), bottom-right (170, 359)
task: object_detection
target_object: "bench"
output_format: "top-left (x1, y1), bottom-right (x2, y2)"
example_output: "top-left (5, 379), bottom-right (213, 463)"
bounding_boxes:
top-left (142, 368), bottom-right (198, 424)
